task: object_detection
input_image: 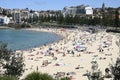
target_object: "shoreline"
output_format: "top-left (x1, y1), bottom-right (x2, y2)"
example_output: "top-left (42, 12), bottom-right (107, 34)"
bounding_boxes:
top-left (20, 28), bottom-right (119, 80)
top-left (0, 26), bottom-right (10, 29)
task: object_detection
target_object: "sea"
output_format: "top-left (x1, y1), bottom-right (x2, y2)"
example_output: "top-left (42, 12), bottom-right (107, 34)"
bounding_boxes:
top-left (0, 29), bottom-right (62, 51)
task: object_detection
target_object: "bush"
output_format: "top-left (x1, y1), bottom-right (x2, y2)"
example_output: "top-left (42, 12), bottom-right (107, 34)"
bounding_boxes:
top-left (110, 58), bottom-right (120, 80)
top-left (0, 75), bottom-right (18, 80)
top-left (24, 72), bottom-right (54, 80)
top-left (61, 77), bottom-right (70, 80)
top-left (0, 42), bottom-right (13, 61)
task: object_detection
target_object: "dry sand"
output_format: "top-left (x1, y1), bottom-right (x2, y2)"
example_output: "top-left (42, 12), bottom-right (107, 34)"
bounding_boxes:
top-left (19, 28), bottom-right (119, 80)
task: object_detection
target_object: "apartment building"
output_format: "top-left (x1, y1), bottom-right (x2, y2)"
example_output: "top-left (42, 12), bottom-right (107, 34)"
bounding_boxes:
top-left (0, 16), bottom-right (10, 25)
top-left (62, 5), bottom-right (93, 16)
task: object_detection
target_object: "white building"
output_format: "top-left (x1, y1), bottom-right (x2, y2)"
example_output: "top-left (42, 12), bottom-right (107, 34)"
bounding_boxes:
top-left (0, 16), bottom-right (10, 25)
top-left (62, 5), bottom-right (93, 16)
top-left (85, 7), bottom-right (93, 15)
top-left (62, 7), bottom-right (77, 17)
top-left (34, 12), bottom-right (39, 17)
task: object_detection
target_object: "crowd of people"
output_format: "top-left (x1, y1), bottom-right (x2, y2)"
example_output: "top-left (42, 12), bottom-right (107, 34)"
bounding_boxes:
top-left (18, 28), bottom-right (119, 80)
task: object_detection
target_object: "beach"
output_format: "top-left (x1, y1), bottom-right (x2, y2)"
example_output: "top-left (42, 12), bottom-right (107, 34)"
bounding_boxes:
top-left (0, 26), bottom-right (10, 29)
top-left (19, 28), bottom-right (119, 80)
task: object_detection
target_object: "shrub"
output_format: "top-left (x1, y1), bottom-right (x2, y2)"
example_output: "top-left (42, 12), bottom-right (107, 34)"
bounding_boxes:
top-left (0, 42), bottom-right (24, 78)
top-left (110, 58), bottom-right (120, 80)
top-left (61, 77), bottom-right (70, 80)
top-left (0, 75), bottom-right (18, 80)
top-left (24, 72), bottom-right (54, 80)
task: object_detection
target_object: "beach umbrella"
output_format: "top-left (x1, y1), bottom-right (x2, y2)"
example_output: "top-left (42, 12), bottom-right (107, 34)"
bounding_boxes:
top-left (76, 45), bottom-right (86, 48)
top-left (76, 45), bottom-right (87, 51)
top-left (76, 45), bottom-right (80, 48)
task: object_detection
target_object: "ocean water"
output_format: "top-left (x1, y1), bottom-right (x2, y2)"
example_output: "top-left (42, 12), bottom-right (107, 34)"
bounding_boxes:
top-left (0, 29), bottom-right (62, 51)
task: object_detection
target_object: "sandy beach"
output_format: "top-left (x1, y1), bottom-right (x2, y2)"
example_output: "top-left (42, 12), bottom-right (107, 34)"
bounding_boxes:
top-left (0, 26), bottom-right (10, 29)
top-left (19, 28), bottom-right (119, 80)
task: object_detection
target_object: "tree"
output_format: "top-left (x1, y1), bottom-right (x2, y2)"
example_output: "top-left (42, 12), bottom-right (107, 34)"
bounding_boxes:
top-left (57, 13), bottom-right (64, 24)
top-left (73, 15), bottom-right (79, 24)
top-left (102, 13), bottom-right (108, 27)
top-left (30, 9), bottom-right (34, 13)
top-left (110, 58), bottom-right (120, 80)
top-left (114, 8), bottom-right (120, 29)
top-left (2, 9), bottom-right (7, 16)
top-left (3, 54), bottom-right (24, 77)
top-left (64, 14), bottom-right (73, 25)
top-left (28, 16), bottom-right (32, 23)
top-left (0, 42), bottom-right (24, 78)
top-left (24, 72), bottom-right (54, 80)
top-left (7, 14), bottom-right (12, 17)
top-left (84, 61), bottom-right (103, 80)
top-left (0, 42), bottom-right (13, 61)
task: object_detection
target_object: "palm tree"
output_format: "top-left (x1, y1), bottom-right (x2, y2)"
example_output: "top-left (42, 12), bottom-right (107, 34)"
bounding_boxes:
top-left (24, 72), bottom-right (54, 80)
